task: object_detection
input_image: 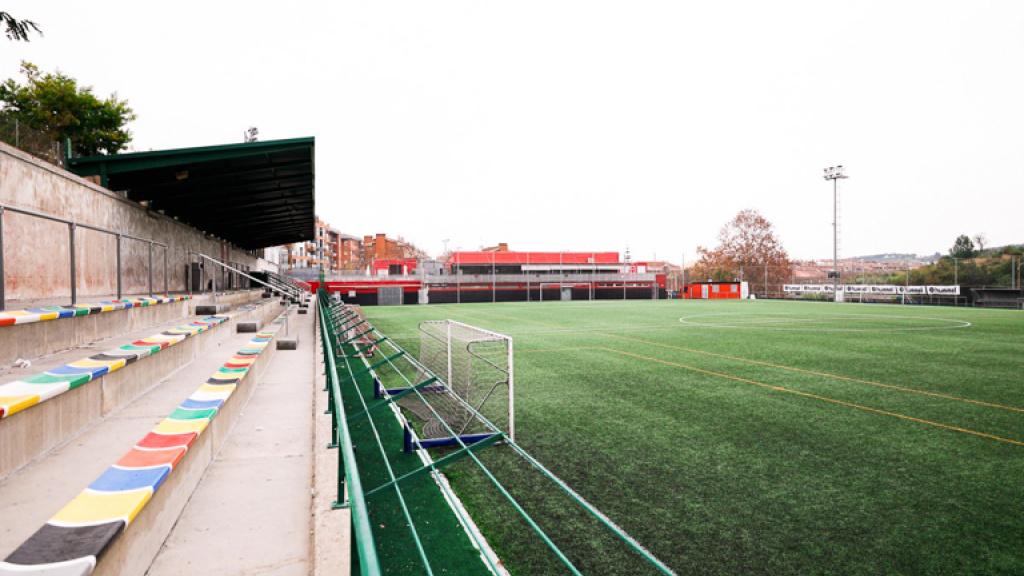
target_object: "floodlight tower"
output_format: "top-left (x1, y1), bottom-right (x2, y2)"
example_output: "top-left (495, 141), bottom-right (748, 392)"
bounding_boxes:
top-left (823, 165), bottom-right (848, 301)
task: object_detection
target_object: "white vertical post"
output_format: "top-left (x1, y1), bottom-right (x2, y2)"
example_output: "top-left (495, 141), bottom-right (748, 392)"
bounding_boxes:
top-left (591, 251), bottom-right (595, 300)
top-left (446, 320), bottom-right (453, 388)
top-left (507, 336), bottom-right (515, 442)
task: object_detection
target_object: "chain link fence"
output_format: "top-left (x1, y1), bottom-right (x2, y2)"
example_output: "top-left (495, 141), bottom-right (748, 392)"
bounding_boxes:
top-left (0, 115), bottom-right (66, 168)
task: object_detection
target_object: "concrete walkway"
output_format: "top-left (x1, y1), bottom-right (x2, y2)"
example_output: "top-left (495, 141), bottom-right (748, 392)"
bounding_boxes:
top-left (147, 309), bottom-right (316, 575)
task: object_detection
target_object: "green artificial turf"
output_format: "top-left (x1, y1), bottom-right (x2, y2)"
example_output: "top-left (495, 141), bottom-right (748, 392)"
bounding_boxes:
top-left (360, 299), bottom-right (1024, 576)
top-left (334, 333), bottom-right (495, 576)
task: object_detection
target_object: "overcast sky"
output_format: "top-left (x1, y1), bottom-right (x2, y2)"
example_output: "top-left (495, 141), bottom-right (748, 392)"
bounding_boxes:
top-left (3, 1), bottom-right (1022, 262)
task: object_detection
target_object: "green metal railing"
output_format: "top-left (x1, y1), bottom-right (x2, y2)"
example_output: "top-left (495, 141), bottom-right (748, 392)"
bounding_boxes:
top-left (317, 293), bottom-right (382, 575)
top-left (316, 289), bottom-right (678, 575)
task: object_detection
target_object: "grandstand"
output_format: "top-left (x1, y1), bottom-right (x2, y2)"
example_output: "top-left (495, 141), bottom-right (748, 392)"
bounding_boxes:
top-left (0, 139), bottom-right (333, 575)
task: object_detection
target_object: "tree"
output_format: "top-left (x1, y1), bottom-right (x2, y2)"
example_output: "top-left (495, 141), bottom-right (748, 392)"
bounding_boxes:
top-left (972, 233), bottom-right (988, 253)
top-left (691, 209), bottom-right (793, 296)
top-left (0, 61), bottom-right (135, 156)
top-left (1, 11), bottom-right (41, 41)
top-left (949, 234), bottom-right (975, 258)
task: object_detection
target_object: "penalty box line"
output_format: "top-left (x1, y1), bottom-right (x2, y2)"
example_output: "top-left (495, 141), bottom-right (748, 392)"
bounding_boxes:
top-left (601, 333), bottom-right (1024, 414)
top-left (600, 347), bottom-right (1023, 448)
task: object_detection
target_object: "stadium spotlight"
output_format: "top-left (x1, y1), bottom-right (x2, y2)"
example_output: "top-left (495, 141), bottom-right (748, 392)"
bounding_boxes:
top-left (823, 165), bottom-right (849, 302)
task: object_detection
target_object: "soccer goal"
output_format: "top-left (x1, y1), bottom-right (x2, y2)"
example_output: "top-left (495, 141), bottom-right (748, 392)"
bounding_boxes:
top-left (401, 320), bottom-right (514, 446)
top-left (539, 282), bottom-right (579, 301)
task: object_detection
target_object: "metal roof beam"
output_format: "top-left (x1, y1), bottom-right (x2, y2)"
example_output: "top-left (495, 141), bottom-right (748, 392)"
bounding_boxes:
top-left (125, 162), bottom-right (313, 199)
top-left (142, 178), bottom-right (313, 208)
top-left (158, 193), bottom-right (313, 217)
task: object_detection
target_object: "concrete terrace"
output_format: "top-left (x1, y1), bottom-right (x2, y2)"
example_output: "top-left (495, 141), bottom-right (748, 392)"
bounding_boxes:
top-left (0, 294), bottom-right (348, 575)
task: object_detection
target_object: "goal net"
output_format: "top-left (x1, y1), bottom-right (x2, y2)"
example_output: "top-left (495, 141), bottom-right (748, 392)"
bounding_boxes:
top-left (401, 320), bottom-right (514, 443)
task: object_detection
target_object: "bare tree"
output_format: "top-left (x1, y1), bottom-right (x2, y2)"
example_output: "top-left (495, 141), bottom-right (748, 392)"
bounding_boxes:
top-left (973, 233), bottom-right (987, 253)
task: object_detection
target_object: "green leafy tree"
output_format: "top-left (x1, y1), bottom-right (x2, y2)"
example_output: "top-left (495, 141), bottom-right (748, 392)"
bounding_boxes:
top-left (1, 11), bottom-right (41, 41)
top-left (0, 61), bottom-right (135, 156)
top-left (949, 234), bottom-right (975, 258)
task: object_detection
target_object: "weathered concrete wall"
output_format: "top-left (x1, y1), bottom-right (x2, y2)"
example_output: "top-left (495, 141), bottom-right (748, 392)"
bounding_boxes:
top-left (0, 141), bottom-right (279, 303)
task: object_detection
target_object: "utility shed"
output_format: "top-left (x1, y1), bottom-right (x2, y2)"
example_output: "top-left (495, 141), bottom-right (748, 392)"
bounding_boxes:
top-left (67, 137), bottom-right (315, 249)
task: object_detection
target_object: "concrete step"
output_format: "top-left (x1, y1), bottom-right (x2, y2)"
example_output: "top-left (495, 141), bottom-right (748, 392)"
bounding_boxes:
top-left (195, 303), bottom-right (231, 315)
top-left (0, 310), bottom-right (304, 576)
top-left (0, 297), bottom-right (192, 368)
top-left (0, 290), bottom-right (268, 368)
top-left (0, 300), bottom-right (284, 479)
top-left (147, 310), bottom-right (315, 575)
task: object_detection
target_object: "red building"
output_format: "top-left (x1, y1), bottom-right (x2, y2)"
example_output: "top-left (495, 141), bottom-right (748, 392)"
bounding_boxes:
top-left (309, 246), bottom-right (669, 306)
top-left (445, 250), bottom-right (622, 274)
top-left (679, 281), bottom-right (748, 299)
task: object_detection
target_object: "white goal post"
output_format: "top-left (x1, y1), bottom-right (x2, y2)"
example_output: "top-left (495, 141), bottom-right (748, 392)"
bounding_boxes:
top-left (538, 282), bottom-right (586, 302)
top-left (415, 320), bottom-right (515, 443)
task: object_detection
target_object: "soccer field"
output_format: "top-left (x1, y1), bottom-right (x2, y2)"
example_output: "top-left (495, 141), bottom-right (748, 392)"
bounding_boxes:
top-left (363, 299), bottom-right (1024, 576)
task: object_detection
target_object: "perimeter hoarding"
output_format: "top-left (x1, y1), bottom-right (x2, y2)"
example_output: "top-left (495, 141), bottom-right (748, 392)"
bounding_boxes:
top-left (783, 285), bottom-right (960, 295)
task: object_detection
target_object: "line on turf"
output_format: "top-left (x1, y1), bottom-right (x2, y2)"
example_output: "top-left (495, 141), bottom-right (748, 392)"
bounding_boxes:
top-left (518, 346), bottom-right (602, 354)
top-left (455, 308), bottom-right (567, 329)
top-left (419, 307), bottom-right (565, 330)
top-left (601, 333), bottom-right (1024, 414)
top-left (600, 347), bottom-right (1024, 448)
top-left (678, 313), bottom-right (972, 332)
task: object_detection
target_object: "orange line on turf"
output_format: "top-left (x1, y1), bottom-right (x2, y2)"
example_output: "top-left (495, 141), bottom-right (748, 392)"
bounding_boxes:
top-left (449, 308), bottom-right (566, 329)
top-left (600, 347), bottom-right (1024, 447)
top-left (519, 346), bottom-right (600, 354)
top-left (602, 333), bottom-right (1024, 413)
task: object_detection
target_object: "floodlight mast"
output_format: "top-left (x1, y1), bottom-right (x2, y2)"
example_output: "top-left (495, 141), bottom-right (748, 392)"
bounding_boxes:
top-left (823, 165), bottom-right (848, 302)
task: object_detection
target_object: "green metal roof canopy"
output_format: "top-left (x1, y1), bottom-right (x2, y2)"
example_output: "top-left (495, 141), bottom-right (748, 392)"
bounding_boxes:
top-left (68, 137), bottom-right (315, 250)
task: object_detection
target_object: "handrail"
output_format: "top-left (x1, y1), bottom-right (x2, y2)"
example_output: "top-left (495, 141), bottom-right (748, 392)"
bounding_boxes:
top-left (256, 269), bottom-right (311, 298)
top-left (0, 203), bottom-right (169, 246)
top-left (316, 291), bottom-right (382, 576)
top-left (267, 271), bottom-right (312, 296)
top-left (274, 270), bottom-right (312, 292)
top-left (272, 271), bottom-right (313, 297)
top-left (189, 251), bottom-right (304, 302)
top-left (0, 202), bottom-right (169, 311)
